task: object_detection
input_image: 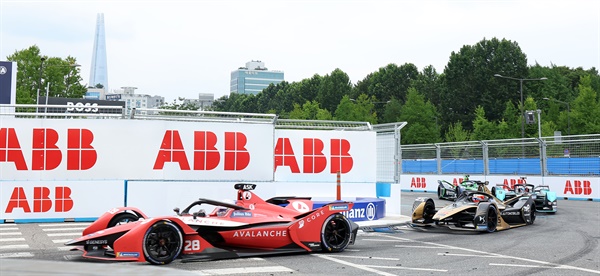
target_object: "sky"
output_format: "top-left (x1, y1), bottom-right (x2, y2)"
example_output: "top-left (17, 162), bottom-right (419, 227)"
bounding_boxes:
top-left (1, 0), bottom-right (599, 104)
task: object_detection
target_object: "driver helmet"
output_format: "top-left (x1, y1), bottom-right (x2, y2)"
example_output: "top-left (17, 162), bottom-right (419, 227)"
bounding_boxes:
top-left (472, 194), bottom-right (485, 203)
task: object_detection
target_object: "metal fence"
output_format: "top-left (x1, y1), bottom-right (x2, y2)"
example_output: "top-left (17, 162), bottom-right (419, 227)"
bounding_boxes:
top-left (401, 134), bottom-right (600, 176)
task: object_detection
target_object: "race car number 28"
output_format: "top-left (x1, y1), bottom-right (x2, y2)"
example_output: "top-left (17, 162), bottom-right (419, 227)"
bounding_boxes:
top-left (184, 240), bottom-right (201, 252)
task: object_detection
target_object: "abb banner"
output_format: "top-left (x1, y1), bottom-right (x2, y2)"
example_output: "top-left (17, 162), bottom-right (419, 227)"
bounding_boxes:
top-left (0, 118), bottom-right (274, 181)
top-left (1, 181), bottom-right (124, 220)
top-left (274, 129), bottom-right (376, 182)
top-left (399, 174), bottom-right (600, 200)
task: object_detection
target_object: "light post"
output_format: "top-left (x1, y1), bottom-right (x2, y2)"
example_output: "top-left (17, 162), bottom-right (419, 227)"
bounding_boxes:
top-left (494, 74), bottom-right (547, 139)
top-left (543, 97), bottom-right (570, 136)
top-left (36, 58), bottom-right (46, 112)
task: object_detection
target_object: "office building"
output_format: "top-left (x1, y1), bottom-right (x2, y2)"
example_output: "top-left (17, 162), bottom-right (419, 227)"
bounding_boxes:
top-left (230, 60), bottom-right (284, 95)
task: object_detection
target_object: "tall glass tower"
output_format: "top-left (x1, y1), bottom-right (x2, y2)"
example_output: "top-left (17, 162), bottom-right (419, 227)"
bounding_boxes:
top-left (89, 13), bottom-right (108, 90)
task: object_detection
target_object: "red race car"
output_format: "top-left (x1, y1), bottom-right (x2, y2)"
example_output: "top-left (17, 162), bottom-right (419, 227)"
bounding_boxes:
top-left (65, 183), bottom-right (359, 265)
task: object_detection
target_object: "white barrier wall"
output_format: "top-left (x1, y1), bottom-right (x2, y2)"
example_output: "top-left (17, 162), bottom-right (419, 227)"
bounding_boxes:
top-left (1, 180), bottom-right (124, 220)
top-left (1, 119), bottom-right (381, 221)
top-left (0, 118), bottom-right (274, 181)
top-left (400, 174), bottom-right (600, 200)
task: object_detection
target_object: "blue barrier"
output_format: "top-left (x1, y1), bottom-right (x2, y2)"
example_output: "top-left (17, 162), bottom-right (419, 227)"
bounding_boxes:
top-left (403, 157), bottom-right (600, 175)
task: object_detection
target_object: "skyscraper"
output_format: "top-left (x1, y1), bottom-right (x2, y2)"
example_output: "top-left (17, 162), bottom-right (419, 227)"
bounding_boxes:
top-left (230, 61), bottom-right (284, 95)
top-left (89, 13), bottom-right (108, 90)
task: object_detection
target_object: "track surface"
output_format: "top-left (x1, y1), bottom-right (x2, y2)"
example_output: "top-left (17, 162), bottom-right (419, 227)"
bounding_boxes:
top-left (1, 192), bottom-right (599, 275)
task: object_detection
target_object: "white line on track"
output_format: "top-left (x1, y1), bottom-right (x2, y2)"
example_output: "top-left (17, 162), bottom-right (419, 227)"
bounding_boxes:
top-left (42, 227), bottom-right (86, 231)
top-left (0, 238), bottom-right (25, 242)
top-left (334, 255), bottom-right (400, 261)
top-left (0, 252), bottom-right (34, 258)
top-left (193, 265), bottom-right (294, 275)
top-left (366, 264), bottom-right (448, 272)
top-left (57, 246), bottom-right (74, 251)
top-left (395, 245), bottom-right (447, 249)
top-left (52, 239), bottom-right (72, 244)
top-left (362, 238), bottom-right (411, 242)
top-left (490, 263), bottom-right (583, 269)
top-left (40, 223), bottom-right (91, 227)
top-left (438, 252), bottom-right (506, 258)
top-left (0, 232), bottom-right (21, 236)
top-left (0, 224), bottom-right (17, 227)
top-left (314, 254), bottom-right (397, 276)
top-left (46, 232), bottom-right (81, 237)
top-left (0, 244), bottom-right (29, 250)
top-left (378, 233), bottom-right (600, 275)
top-left (0, 228), bottom-right (19, 231)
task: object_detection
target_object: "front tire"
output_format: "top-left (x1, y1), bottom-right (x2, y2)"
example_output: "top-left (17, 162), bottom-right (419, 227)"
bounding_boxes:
top-left (143, 221), bottom-right (183, 265)
top-left (524, 203), bottom-right (536, 225)
top-left (321, 214), bottom-right (352, 252)
top-left (485, 205), bottom-right (498, 233)
top-left (437, 186), bottom-right (443, 199)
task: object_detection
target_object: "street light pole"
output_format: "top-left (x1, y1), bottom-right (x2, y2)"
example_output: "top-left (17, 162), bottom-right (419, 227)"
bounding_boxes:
top-left (36, 57), bottom-right (46, 113)
top-left (543, 97), bottom-right (570, 136)
top-left (494, 74), bottom-right (548, 139)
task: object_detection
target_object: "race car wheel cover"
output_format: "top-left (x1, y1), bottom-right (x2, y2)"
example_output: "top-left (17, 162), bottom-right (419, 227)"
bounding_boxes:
top-left (143, 221), bottom-right (183, 265)
top-left (486, 205), bottom-right (498, 233)
top-left (437, 187), bottom-right (443, 199)
top-left (321, 214), bottom-right (352, 252)
top-left (108, 212), bottom-right (139, 228)
top-left (423, 199), bottom-right (436, 223)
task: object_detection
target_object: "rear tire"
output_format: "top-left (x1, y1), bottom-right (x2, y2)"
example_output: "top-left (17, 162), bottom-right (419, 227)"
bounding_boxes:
top-left (143, 221), bottom-right (183, 265)
top-left (321, 214), bottom-right (352, 252)
top-left (485, 205), bottom-right (498, 233)
top-left (423, 199), bottom-right (436, 223)
top-left (437, 187), bottom-right (443, 199)
top-left (524, 203), bottom-right (536, 225)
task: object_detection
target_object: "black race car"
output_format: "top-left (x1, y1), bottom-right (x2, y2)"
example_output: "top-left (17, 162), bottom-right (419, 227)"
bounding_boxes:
top-left (412, 189), bottom-right (536, 232)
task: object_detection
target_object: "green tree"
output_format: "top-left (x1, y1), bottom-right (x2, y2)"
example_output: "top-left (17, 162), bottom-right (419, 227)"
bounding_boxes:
top-left (444, 121), bottom-right (470, 142)
top-left (471, 106), bottom-right (497, 140)
top-left (381, 97), bottom-right (402, 123)
top-left (289, 100), bottom-right (332, 120)
top-left (398, 88), bottom-right (440, 144)
top-left (316, 69), bottom-right (352, 113)
top-left (441, 37), bottom-right (528, 131)
top-left (569, 75), bottom-right (600, 134)
top-left (334, 94), bottom-right (377, 124)
top-left (7, 45), bottom-right (85, 104)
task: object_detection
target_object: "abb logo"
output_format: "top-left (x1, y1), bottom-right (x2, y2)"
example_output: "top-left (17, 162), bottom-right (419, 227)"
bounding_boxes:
top-left (274, 138), bottom-right (353, 173)
top-left (0, 128), bottom-right (96, 170)
top-left (564, 180), bottom-right (592, 195)
top-left (500, 178), bottom-right (527, 190)
top-left (452, 178), bottom-right (468, 186)
top-left (153, 131), bottom-right (249, 171)
top-left (410, 177), bottom-right (427, 188)
top-left (5, 186), bottom-right (73, 213)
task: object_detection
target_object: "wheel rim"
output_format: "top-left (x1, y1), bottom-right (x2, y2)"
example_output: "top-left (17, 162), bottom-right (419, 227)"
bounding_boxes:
top-left (144, 222), bottom-right (182, 264)
top-left (323, 217), bottom-right (350, 248)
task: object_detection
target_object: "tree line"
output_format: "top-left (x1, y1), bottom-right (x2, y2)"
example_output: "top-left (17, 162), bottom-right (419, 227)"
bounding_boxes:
top-left (210, 37), bottom-right (599, 144)
top-left (7, 38), bottom-right (600, 145)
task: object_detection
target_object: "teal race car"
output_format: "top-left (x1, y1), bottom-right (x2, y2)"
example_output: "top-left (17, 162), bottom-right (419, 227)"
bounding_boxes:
top-left (492, 182), bottom-right (557, 213)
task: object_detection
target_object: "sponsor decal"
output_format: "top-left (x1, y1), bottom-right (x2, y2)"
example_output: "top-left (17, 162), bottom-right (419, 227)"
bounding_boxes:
top-left (274, 138), bottom-right (354, 173)
top-left (117, 252), bottom-right (140, 258)
top-left (4, 186), bottom-right (73, 213)
top-left (233, 230), bottom-right (287, 238)
top-left (305, 209), bottom-right (325, 223)
top-left (185, 218), bottom-right (225, 225)
top-left (231, 211), bottom-right (252, 217)
top-left (341, 204), bottom-right (376, 220)
top-left (291, 201), bottom-right (310, 212)
top-left (501, 211), bottom-right (520, 216)
top-left (329, 204), bottom-right (349, 211)
top-left (563, 180), bottom-right (592, 195)
top-left (477, 216), bottom-right (485, 224)
top-left (86, 240), bottom-right (108, 245)
top-left (410, 177), bottom-right (426, 188)
top-left (153, 131), bottom-right (249, 171)
top-left (242, 191), bottom-right (252, 200)
top-left (242, 184), bottom-right (254, 190)
top-left (298, 220), bottom-right (305, 229)
top-left (307, 242), bottom-right (321, 248)
top-left (0, 128), bottom-right (97, 170)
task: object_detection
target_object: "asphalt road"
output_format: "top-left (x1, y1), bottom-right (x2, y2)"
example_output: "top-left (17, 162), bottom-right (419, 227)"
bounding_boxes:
top-left (1, 192), bottom-right (599, 275)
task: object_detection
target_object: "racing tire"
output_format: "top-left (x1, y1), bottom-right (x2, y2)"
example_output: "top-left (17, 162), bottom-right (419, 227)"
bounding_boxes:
top-left (321, 214), bottom-right (352, 253)
top-left (142, 220), bottom-right (183, 265)
top-left (524, 203), bottom-right (536, 225)
top-left (485, 205), bottom-right (498, 233)
top-left (491, 187), bottom-right (497, 197)
top-left (108, 212), bottom-right (139, 228)
top-left (422, 199), bottom-right (436, 223)
top-left (437, 186), bottom-right (443, 199)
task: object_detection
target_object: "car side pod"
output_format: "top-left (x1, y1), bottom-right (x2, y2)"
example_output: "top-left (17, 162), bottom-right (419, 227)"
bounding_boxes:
top-left (495, 189), bottom-right (506, 201)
